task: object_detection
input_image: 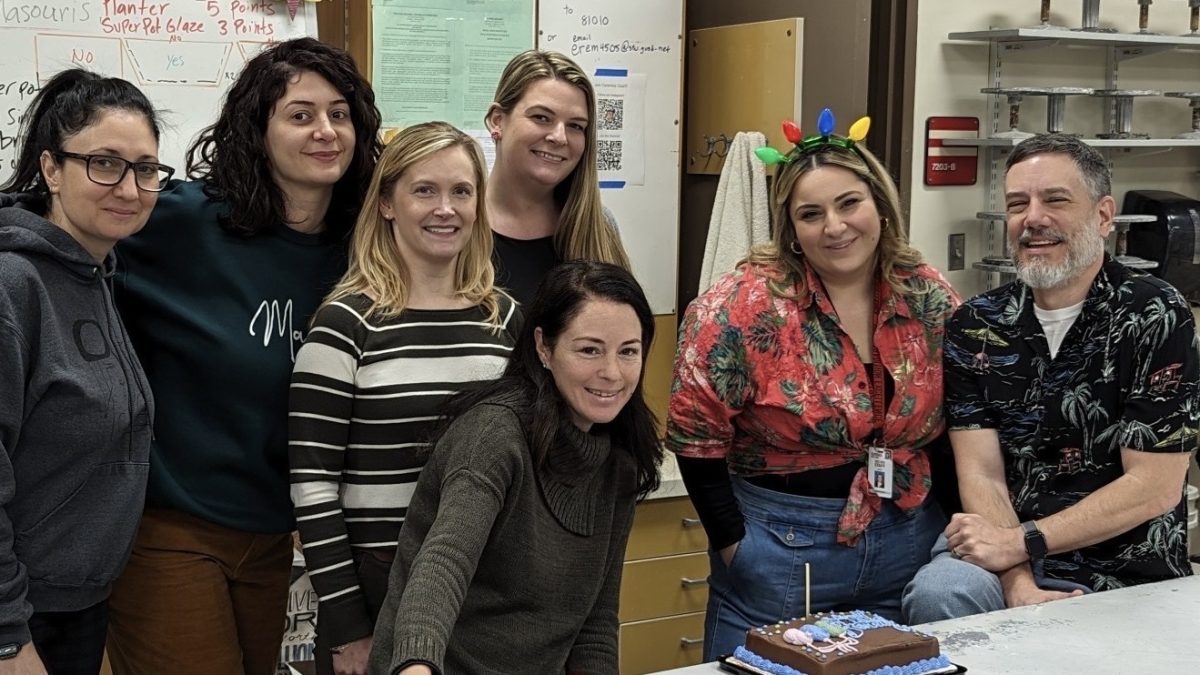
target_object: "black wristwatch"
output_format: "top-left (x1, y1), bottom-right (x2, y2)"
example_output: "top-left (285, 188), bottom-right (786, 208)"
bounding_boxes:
top-left (1021, 520), bottom-right (1048, 561)
top-left (0, 642), bottom-right (21, 659)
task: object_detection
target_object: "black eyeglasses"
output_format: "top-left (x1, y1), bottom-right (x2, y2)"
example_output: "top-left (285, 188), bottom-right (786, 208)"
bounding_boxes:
top-left (54, 151), bottom-right (175, 193)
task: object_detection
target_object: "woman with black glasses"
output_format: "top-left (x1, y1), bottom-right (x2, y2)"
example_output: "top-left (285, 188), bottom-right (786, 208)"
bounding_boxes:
top-left (0, 68), bottom-right (171, 675)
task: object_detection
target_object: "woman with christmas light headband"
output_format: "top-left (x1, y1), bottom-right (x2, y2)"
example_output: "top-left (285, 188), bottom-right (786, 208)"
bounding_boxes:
top-left (666, 109), bottom-right (961, 659)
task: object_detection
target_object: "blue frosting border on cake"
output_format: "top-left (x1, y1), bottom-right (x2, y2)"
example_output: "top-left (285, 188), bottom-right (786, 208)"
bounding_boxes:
top-left (733, 646), bottom-right (806, 675)
top-left (732, 647), bottom-right (953, 675)
top-left (735, 610), bottom-right (954, 675)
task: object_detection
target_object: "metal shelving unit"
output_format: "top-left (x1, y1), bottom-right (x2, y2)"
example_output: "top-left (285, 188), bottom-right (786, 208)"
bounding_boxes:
top-left (948, 27), bottom-right (1200, 49)
top-left (946, 17), bottom-right (1193, 286)
top-left (944, 137), bottom-right (1200, 148)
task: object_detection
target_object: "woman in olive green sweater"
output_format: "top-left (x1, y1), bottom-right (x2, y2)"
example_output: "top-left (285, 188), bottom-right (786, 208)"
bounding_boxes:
top-left (369, 261), bottom-right (662, 675)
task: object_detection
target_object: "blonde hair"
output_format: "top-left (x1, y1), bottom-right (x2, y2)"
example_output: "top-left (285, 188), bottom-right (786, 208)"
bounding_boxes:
top-left (746, 143), bottom-right (924, 298)
top-left (488, 50), bottom-right (631, 270)
top-left (325, 121), bottom-right (505, 327)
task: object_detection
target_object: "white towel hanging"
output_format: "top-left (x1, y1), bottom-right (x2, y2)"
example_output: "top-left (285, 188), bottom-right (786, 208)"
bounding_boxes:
top-left (698, 131), bottom-right (771, 293)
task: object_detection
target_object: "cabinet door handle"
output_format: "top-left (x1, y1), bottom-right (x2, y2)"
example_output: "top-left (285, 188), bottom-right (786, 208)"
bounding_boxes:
top-left (681, 517), bottom-right (702, 528)
top-left (680, 577), bottom-right (709, 588)
top-left (680, 637), bottom-right (704, 647)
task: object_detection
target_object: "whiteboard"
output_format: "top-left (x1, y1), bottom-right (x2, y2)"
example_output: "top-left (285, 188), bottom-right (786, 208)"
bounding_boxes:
top-left (0, 1), bottom-right (318, 184)
top-left (537, 0), bottom-right (683, 314)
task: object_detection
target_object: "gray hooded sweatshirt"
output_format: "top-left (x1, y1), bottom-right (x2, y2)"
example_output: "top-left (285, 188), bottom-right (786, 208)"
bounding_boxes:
top-left (0, 194), bottom-right (152, 645)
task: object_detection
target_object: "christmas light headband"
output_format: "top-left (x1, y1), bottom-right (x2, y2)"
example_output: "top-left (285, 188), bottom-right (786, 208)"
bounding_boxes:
top-left (754, 108), bottom-right (871, 167)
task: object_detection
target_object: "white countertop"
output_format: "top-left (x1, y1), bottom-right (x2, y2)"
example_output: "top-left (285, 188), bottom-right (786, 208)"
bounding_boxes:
top-left (651, 575), bottom-right (1200, 674)
top-left (646, 451), bottom-right (689, 500)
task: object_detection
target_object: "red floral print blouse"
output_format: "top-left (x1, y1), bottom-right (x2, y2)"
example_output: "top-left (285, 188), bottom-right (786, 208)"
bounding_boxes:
top-left (667, 261), bottom-right (960, 544)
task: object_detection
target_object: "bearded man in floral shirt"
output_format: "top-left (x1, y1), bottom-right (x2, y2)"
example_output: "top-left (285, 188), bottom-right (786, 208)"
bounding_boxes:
top-left (903, 134), bottom-right (1199, 623)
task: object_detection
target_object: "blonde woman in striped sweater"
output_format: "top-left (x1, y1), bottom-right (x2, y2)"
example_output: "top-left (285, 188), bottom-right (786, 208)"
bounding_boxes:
top-left (288, 121), bottom-right (518, 675)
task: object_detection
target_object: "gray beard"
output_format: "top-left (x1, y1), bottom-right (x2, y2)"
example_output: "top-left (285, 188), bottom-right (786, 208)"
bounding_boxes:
top-left (1011, 225), bottom-right (1106, 290)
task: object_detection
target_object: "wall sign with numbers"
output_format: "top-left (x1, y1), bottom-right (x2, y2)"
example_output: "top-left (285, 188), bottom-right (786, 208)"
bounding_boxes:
top-left (924, 116), bottom-right (979, 187)
top-left (536, 0), bottom-right (683, 314)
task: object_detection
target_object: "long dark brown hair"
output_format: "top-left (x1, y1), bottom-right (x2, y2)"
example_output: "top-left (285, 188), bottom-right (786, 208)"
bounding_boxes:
top-left (187, 37), bottom-right (382, 238)
top-left (438, 261), bottom-right (662, 497)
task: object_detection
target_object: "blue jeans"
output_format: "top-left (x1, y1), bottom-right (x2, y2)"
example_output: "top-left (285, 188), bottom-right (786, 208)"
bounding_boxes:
top-left (901, 533), bottom-right (1093, 624)
top-left (702, 477), bottom-right (946, 661)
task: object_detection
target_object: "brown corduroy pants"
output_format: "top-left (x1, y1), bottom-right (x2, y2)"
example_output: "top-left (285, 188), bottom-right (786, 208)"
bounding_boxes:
top-left (105, 508), bottom-right (292, 675)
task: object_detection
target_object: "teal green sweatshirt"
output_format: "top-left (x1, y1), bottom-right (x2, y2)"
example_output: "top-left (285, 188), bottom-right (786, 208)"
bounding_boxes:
top-left (115, 180), bottom-right (347, 533)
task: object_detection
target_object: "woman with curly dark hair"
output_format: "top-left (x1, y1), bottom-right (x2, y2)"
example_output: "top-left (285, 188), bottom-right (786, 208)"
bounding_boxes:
top-left (105, 37), bottom-right (381, 675)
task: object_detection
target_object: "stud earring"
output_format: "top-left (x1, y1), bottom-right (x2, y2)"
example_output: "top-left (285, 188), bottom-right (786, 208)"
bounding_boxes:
top-left (491, 130), bottom-right (501, 141)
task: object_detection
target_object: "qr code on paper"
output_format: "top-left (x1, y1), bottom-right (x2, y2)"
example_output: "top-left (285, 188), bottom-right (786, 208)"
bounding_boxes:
top-left (597, 140), bottom-right (622, 171)
top-left (598, 98), bottom-right (623, 130)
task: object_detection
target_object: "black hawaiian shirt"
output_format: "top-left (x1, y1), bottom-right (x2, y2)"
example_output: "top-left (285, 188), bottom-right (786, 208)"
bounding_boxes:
top-left (945, 256), bottom-right (1199, 590)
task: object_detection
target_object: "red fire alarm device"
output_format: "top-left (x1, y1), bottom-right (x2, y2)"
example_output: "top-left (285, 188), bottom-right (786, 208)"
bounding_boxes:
top-left (924, 117), bottom-right (979, 186)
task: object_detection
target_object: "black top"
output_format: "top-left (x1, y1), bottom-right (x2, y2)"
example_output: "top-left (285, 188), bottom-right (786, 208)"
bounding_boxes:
top-left (491, 231), bottom-right (558, 307)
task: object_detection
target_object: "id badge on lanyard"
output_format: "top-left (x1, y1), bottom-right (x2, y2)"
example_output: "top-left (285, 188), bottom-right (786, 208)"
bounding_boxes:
top-left (868, 445), bottom-right (894, 499)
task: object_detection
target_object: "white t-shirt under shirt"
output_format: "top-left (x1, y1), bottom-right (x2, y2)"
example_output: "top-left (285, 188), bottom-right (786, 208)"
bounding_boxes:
top-left (1034, 299), bottom-right (1085, 359)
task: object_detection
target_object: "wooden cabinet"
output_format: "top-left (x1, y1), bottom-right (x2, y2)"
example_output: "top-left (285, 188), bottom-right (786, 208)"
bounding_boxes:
top-left (619, 612), bottom-right (706, 674)
top-left (619, 496), bottom-right (709, 674)
top-left (619, 552), bottom-right (710, 623)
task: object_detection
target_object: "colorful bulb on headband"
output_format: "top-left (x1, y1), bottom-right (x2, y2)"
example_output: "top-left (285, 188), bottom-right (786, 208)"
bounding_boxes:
top-left (848, 117), bottom-right (871, 143)
top-left (782, 120), bottom-right (803, 144)
top-left (755, 147), bottom-right (786, 166)
top-left (817, 108), bottom-right (835, 136)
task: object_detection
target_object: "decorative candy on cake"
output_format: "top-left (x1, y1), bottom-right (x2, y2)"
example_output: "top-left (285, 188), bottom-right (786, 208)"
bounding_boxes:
top-left (729, 610), bottom-right (954, 675)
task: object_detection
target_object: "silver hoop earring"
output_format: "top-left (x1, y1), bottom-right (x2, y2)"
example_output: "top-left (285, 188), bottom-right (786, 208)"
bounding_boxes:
top-left (881, 216), bottom-right (889, 231)
top-left (789, 241), bottom-right (803, 256)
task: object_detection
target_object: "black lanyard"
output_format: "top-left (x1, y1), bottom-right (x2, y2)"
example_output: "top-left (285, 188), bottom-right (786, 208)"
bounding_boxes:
top-left (869, 277), bottom-right (886, 447)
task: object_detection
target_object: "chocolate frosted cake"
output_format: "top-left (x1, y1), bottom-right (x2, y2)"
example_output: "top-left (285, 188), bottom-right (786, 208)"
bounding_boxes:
top-left (730, 610), bottom-right (954, 675)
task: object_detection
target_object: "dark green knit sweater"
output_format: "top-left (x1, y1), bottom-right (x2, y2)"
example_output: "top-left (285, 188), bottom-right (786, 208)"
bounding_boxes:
top-left (368, 391), bottom-right (637, 675)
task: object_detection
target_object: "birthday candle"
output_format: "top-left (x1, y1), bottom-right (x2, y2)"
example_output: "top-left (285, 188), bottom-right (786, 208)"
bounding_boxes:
top-left (805, 562), bottom-right (811, 616)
